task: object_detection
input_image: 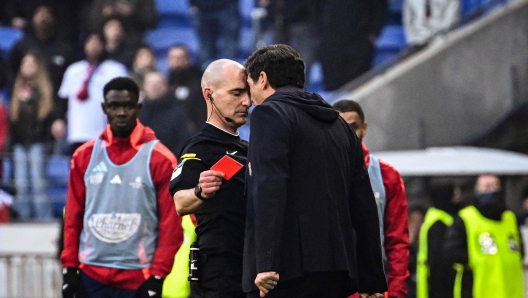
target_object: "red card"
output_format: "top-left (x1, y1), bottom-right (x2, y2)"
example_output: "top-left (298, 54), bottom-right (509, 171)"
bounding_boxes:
top-left (210, 155), bottom-right (244, 180)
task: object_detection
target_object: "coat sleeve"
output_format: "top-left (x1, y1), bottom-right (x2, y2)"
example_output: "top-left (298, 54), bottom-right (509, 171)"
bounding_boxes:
top-left (248, 104), bottom-right (290, 273)
top-left (380, 162), bottom-right (410, 298)
top-left (349, 134), bottom-right (388, 293)
top-left (149, 144), bottom-right (183, 277)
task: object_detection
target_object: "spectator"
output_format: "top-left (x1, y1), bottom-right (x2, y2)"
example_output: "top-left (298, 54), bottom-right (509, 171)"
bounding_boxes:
top-left (129, 44), bottom-right (157, 95)
top-left (443, 174), bottom-right (524, 298)
top-left (318, 0), bottom-right (388, 91)
top-left (60, 77), bottom-right (182, 298)
top-left (7, 4), bottom-right (75, 93)
top-left (88, 0), bottom-right (158, 48)
top-left (167, 44), bottom-right (206, 133)
top-left (333, 99), bottom-right (410, 298)
top-left (138, 71), bottom-right (194, 157)
top-left (3, 0), bottom-right (44, 31)
top-left (2, 0), bottom-right (88, 45)
top-left (53, 32), bottom-right (128, 154)
top-left (189, 0), bottom-right (241, 67)
top-left (517, 187), bottom-right (528, 226)
top-left (257, 0), bottom-right (320, 81)
top-left (101, 16), bottom-right (135, 68)
top-left (9, 50), bottom-right (54, 221)
top-left (416, 184), bottom-right (463, 298)
top-left (406, 204), bottom-right (426, 298)
top-left (403, 0), bottom-right (460, 45)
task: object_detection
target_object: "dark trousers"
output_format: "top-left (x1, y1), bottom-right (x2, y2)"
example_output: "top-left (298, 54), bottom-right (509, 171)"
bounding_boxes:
top-left (80, 271), bottom-right (137, 298)
top-left (246, 271), bottom-right (349, 298)
top-left (189, 281), bottom-right (246, 298)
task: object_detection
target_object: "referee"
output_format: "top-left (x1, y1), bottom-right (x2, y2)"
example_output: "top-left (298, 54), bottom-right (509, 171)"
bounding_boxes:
top-left (169, 59), bottom-right (251, 298)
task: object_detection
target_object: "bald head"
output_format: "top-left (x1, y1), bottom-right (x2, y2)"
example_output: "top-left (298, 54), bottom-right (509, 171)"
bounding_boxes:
top-left (201, 59), bottom-right (245, 90)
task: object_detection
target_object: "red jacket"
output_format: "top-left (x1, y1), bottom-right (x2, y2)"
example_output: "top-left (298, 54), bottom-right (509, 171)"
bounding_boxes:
top-left (61, 121), bottom-right (183, 289)
top-left (362, 143), bottom-right (410, 298)
top-left (363, 143), bottom-right (409, 298)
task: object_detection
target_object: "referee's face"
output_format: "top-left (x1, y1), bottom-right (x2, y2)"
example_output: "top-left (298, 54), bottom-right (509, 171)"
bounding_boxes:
top-left (213, 67), bottom-right (251, 128)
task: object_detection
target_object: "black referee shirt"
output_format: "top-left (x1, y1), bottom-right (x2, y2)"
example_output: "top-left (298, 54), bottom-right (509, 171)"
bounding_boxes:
top-left (169, 123), bottom-right (248, 258)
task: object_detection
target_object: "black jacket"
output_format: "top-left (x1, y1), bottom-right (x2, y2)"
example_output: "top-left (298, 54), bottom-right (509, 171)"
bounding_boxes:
top-left (242, 86), bottom-right (387, 294)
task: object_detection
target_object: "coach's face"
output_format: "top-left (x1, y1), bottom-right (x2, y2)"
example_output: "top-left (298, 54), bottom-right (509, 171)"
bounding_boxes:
top-left (247, 75), bottom-right (264, 106)
top-left (102, 90), bottom-right (142, 138)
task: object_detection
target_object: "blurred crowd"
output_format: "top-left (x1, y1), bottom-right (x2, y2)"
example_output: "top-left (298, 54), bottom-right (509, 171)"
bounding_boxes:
top-left (0, 0), bottom-right (469, 221)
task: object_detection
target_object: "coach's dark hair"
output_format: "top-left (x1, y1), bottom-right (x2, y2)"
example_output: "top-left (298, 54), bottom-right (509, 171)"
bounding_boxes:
top-left (332, 99), bottom-right (365, 123)
top-left (103, 77), bottom-right (140, 101)
top-left (245, 44), bottom-right (305, 89)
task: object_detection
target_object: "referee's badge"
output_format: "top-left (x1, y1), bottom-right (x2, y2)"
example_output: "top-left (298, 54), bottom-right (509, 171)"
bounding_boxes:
top-left (171, 161), bottom-right (185, 181)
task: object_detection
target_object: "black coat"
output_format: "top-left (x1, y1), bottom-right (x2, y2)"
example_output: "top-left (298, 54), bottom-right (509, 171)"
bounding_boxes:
top-left (242, 86), bottom-right (387, 294)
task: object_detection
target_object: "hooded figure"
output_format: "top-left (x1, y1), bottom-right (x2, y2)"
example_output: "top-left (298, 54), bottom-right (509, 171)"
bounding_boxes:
top-left (243, 44), bottom-right (387, 298)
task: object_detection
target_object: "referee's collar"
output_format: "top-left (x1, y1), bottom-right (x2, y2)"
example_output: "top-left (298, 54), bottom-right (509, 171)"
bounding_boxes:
top-left (206, 122), bottom-right (240, 137)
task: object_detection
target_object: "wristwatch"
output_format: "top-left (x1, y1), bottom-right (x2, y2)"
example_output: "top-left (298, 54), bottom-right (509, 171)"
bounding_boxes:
top-left (194, 183), bottom-right (206, 201)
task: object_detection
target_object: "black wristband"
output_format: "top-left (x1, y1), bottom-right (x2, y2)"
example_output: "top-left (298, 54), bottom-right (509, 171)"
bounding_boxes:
top-left (194, 183), bottom-right (207, 201)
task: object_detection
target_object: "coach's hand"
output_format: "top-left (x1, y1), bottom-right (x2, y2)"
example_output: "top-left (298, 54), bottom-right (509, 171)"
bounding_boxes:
top-left (255, 271), bottom-right (279, 297)
top-left (62, 267), bottom-right (81, 298)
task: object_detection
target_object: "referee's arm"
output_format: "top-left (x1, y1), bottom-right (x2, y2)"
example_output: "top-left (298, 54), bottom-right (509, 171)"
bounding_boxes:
top-left (173, 170), bottom-right (224, 215)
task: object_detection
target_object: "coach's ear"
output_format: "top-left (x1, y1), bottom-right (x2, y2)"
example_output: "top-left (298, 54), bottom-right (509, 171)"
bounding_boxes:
top-left (259, 71), bottom-right (269, 90)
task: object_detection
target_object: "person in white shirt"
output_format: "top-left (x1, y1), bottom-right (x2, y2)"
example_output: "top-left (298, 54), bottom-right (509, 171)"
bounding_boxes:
top-left (403, 0), bottom-right (460, 45)
top-left (51, 32), bottom-right (128, 154)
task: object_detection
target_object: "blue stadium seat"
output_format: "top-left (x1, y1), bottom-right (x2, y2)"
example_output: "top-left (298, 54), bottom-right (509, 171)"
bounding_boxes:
top-left (239, 26), bottom-right (256, 59)
top-left (156, 0), bottom-right (190, 17)
top-left (156, 0), bottom-right (192, 28)
top-left (376, 25), bottom-right (407, 50)
top-left (46, 155), bottom-right (70, 218)
top-left (156, 55), bottom-right (169, 75)
top-left (145, 27), bottom-right (199, 57)
top-left (49, 186), bottom-right (67, 217)
top-left (239, 0), bottom-right (255, 27)
top-left (0, 27), bottom-right (23, 59)
top-left (307, 62), bottom-right (324, 93)
top-left (47, 155), bottom-right (70, 185)
top-left (373, 49), bottom-right (401, 66)
top-left (1, 155), bottom-right (70, 218)
top-left (373, 25), bottom-right (407, 66)
top-left (2, 157), bottom-right (13, 188)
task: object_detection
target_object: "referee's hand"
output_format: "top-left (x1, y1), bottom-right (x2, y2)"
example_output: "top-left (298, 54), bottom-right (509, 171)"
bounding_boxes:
top-left (198, 170), bottom-right (225, 199)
